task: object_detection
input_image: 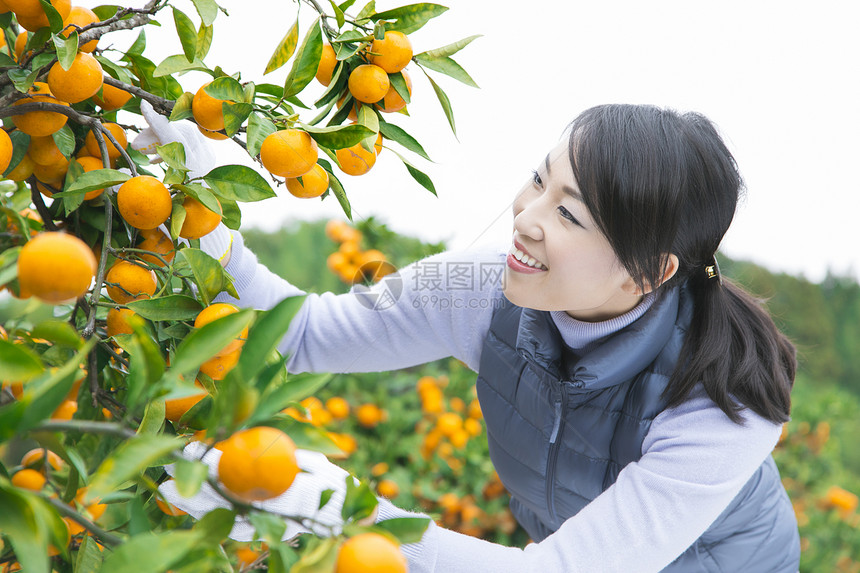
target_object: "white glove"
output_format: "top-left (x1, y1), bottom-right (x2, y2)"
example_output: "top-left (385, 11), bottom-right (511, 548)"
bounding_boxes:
top-left (159, 441), bottom-right (356, 541)
top-left (132, 100), bottom-right (216, 180)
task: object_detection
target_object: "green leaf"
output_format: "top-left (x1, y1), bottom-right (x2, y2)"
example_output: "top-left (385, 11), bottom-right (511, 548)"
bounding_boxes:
top-left (127, 295), bottom-right (203, 321)
top-left (205, 76), bottom-right (244, 102)
top-left (127, 28), bottom-right (146, 56)
top-left (156, 141), bottom-right (188, 172)
top-left (341, 476), bottom-right (377, 521)
top-left (222, 102), bottom-right (252, 137)
top-left (414, 53), bottom-right (478, 87)
top-left (338, 0), bottom-right (359, 11)
top-left (7, 68), bottom-right (37, 93)
top-left (100, 530), bottom-right (201, 573)
top-left (301, 123), bottom-right (375, 150)
top-left (196, 23), bottom-right (214, 60)
top-left (318, 159), bottom-right (351, 219)
top-left (290, 537), bottom-right (339, 573)
top-left (87, 434), bottom-right (182, 503)
top-left (76, 532), bottom-right (106, 572)
top-left (175, 183), bottom-right (221, 214)
top-left (246, 113), bottom-right (277, 158)
top-left (52, 31), bottom-right (78, 70)
top-left (173, 458), bottom-right (208, 498)
top-left (0, 339), bottom-right (43, 382)
top-left (39, 0), bottom-right (64, 33)
top-left (52, 125), bottom-right (75, 157)
top-left (357, 105), bottom-right (379, 152)
top-left (319, 488), bottom-right (335, 510)
top-left (0, 484), bottom-right (68, 572)
top-left (220, 198), bottom-right (241, 230)
top-left (330, 0), bottom-right (345, 28)
top-left (355, 0), bottom-right (376, 22)
top-left (374, 517), bottom-right (431, 544)
top-left (170, 91), bottom-right (195, 121)
top-left (191, 0), bottom-right (219, 27)
top-left (203, 165), bottom-right (276, 202)
top-left (236, 295), bottom-right (305, 382)
top-left (265, 18), bottom-right (299, 75)
top-left (193, 507), bottom-right (236, 541)
top-left (417, 34), bottom-right (481, 59)
top-left (173, 7), bottom-right (198, 62)
top-left (137, 397), bottom-right (166, 435)
top-left (153, 54), bottom-right (210, 78)
top-left (30, 320), bottom-right (82, 349)
top-left (378, 121), bottom-right (430, 160)
top-left (169, 301), bottom-right (254, 375)
top-left (3, 131), bottom-right (30, 177)
top-left (424, 72), bottom-right (456, 136)
top-left (57, 168), bottom-right (130, 197)
top-left (370, 3), bottom-right (448, 34)
top-left (284, 18), bottom-right (323, 99)
top-left (392, 149), bottom-right (436, 195)
top-left (389, 70), bottom-right (411, 104)
top-left (173, 248), bottom-right (233, 306)
top-left (251, 372), bottom-right (332, 423)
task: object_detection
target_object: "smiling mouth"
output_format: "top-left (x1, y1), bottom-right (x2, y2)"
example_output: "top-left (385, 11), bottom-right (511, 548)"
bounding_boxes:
top-left (509, 245), bottom-right (547, 270)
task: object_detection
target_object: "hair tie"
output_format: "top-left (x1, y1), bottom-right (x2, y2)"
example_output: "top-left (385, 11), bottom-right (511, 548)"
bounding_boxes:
top-left (704, 255), bottom-right (722, 285)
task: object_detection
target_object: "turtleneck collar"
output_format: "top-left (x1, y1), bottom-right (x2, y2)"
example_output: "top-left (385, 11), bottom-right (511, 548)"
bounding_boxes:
top-left (549, 292), bottom-right (656, 354)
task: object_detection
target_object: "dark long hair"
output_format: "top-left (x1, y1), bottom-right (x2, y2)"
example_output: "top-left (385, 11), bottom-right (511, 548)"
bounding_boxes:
top-left (568, 104), bottom-right (795, 425)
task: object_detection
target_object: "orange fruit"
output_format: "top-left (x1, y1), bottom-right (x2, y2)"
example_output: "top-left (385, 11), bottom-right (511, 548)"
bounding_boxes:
top-left (73, 155), bottom-right (108, 200)
top-left (11, 468), bottom-right (46, 491)
top-left (356, 403), bottom-right (383, 428)
top-left (464, 417), bottom-right (482, 437)
top-left (52, 399), bottom-right (77, 420)
top-left (0, 0), bottom-right (9, 13)
top-left (325, 396), bottom-right (350, 420)
top-left (155, 488), bottom-right (187, 516)
top-left (316, 43), bottom-right (337, 86)
top-left (436, 412), bottom-right (463, 438)
top-left (324, 219), bottom-right (350, 242)
top-left (335, 142), bottom-right (377, 176)
top-left (348, 64), bottom-right (390, 104)
top-left (75, 488), bottom-right (106, 521)
top-left (194, 303), bottom-right (247, 355)
top-left (92, 82), bottom-right (132, 111)
top-left (84, 122), bottom-right (127, 161)
top-left (11, 82), bottom-right (69, 137)
top-left (17, 232), bottom-right (96, 303)
top-left (116, 175), bottom-right (172, 230)
top-left (21, 448), bottom-right (64, 473)
top-left (165, 381), bottom-right (207, 423)
top-left (335, 532), bottom-right (407, 573)
top-left (14, 31), bottom-right (28, 60)
top-left (378, 70), bottom-right (412, 113)
top-left (28, 135), bottom-right (64, 166)
top-left (259, 129), bottom-right (318, 178)
top-left (192, 82), bottom-right (226, 132)
top-left (199, 347), bottom-right (241, 380)
top-left (32, 154), bottom-right (69, 185)
top-left (178, 196), bottom-right (222, 239)
top-left (5, 153), bottom-right (34, 181)
top-left (217, 426), bottom-right (299, 502)
top-left (136, 228), bottom-right (176, 266)
top-left (326, 251), bottom-right (348, 273)
top-left (47, 52), bottom-right (103, 104)
top-left (106, 307), bottom-right (136, 337)
top-left (377, 479), bottom-right (400, 499)
top-left (61, 6), bottom-right (99, 52)
top-left (336, 94), bottom-right (360, 121)
top-left (12, 0), bottom-right (70, 31)
top-left (286, 163), bottom-right (329, 198)
top-left (197, 125), bottom-right (228, 140)
top-left (367, 30), bottom-right (413, 74)
top-left (0, 129), bottom-right (12, 174)
top-left (105, 260), bottom-right (157, 304)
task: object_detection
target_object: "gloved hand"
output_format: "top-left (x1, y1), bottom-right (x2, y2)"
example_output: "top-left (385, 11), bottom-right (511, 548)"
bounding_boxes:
top-left (131, 99), bottom-right (216, 180)
top-left (159, 441), bottom-right (357, 541)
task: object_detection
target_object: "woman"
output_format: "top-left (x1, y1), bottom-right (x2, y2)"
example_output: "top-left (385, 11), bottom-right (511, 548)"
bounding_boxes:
top-left (158, 104), bottom-right (800, 571)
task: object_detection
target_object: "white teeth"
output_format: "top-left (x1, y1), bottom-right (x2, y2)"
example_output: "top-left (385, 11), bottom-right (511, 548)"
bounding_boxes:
top-left (510, 246), bottom-right (546, 270)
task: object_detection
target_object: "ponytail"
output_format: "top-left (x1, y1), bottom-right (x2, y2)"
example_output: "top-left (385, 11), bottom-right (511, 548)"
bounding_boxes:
top-left (665, 271), bottom-right (796, 424)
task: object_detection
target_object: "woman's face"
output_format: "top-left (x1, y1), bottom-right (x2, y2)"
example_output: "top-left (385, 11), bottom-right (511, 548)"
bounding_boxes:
top-left (502, 140), bottom-right (644, 321)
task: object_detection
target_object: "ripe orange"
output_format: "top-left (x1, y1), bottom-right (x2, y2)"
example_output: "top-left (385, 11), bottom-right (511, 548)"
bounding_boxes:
top-left (335, 142), bottom-right (377, 176)
top-left (136, 228), bottom-right (175, 266)
top-left (11, 468), bottom-right (46, 491)
top-left (198, 125), bottom-right (228, 140)
top-left (28, 135), bottom-right (64, 166)
top-left (62, 6), bottom-right (99, 52)
top-left (106, 307), bottom-right (136, 337)
top-left (11, 82), bottom-right (69, 137)
top-left (32, 154), bottom-right (69, 185)
top-left (326, 432), bottom-right (358, 458)
top-left (325, 396), bottom-right (350, 420)
top-left (74, 487), bottom-right (106, 521)
top-left (259, 129), bottom-right (318, 178)
top-left (178, 196), bottom-right (222, 239)
top-left (192, 82), bottom-right (226, 132)
top-left (5, 153), bottom-right (34, 181)
top-left (52, 399), bottom-right (77, 420)
top-left (356, 403), bottom-right (384, 428)
top-left (378, 70), bottom-right (412, 113)
top-left (84, 122), bottom-right (127, 161)
top-left (92, 82), bottom-right (132, 111)
top-left (47, 52), bottom-right (103, 104)
top-left (336, 94), bottom-right (360, 121)
top-left (316, 43), bottom-right (337, 86)
top-left (335, 532), bottom-right (407, 573)
top-left (199, 347), bottom-right (241, 380)
top-left (348, 64), bottom-right (390, 104)
top-left (217, 426), bottom-right (299, 502)
top-left (194, 303), bottom-right (247, 355)
top-left (367, 30), bottom-right (413, 74)
top-left (377, 479), bottom-right (400, 499)
top-left (436, 412), bottom-right (463, 438)
top-left (12, 0), bottom-right (70, 31)
top-left (17, 232), bottom-right (96, 303)
top-left (14, 31), bottom-right (28, 60)
top-left (21, 448), bottom-right (64, 473)
top-left (116, 175), bottom-right (172, 230)
top-left (286, 163), bottom-right (329, 198)
top-left (105, 260), bottom-right (157, 304)
top-left (155, 487), bottom-right (188, 516)
top-left (74, 155), bottom-right (108, 200)
top-left (165, 381), bottom-right (207, 423)
top-left (0, 129), bottom-right (12, 174)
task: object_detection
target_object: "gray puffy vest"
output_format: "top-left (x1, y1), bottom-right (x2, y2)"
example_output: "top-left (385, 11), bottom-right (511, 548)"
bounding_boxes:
top-left (475, 285), bottom-right (800, 571)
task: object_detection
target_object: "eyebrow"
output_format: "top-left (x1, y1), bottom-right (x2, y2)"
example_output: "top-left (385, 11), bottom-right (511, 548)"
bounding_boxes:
top-left (544, 154), bottom-right (583, 201)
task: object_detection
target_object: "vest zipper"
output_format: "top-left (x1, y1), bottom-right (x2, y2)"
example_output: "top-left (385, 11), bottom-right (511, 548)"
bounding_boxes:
top-left (545, 392), bottom-right (567, 524)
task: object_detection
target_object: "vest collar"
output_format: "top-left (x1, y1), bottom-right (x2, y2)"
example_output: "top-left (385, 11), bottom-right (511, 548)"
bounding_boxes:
top-left (515, 286), bottom-right (681, 390)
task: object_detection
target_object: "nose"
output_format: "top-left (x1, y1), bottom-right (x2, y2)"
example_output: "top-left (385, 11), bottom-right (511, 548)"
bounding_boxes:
top-left (512, 189), bottom-right (545, 242)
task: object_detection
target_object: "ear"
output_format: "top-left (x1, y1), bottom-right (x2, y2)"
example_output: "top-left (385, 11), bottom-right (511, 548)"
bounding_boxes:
top-left (622, 253), bottom-right (680, 296)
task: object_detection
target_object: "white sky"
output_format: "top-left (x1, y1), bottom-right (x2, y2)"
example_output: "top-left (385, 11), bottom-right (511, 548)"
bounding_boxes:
top-left (84, 0), bottom-right (860, 282)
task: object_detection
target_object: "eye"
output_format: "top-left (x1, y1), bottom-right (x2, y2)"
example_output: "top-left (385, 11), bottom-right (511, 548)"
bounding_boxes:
top-left (558, 206), bottom-right (582, 227)
top-left (531, 169), bottom-right (543, 187)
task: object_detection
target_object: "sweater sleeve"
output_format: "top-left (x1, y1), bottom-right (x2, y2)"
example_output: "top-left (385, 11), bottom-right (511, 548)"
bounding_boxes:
top-left (214, 230), bottom-right (506, 374)
top-left (375, 386), bottom-right (783, 573)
